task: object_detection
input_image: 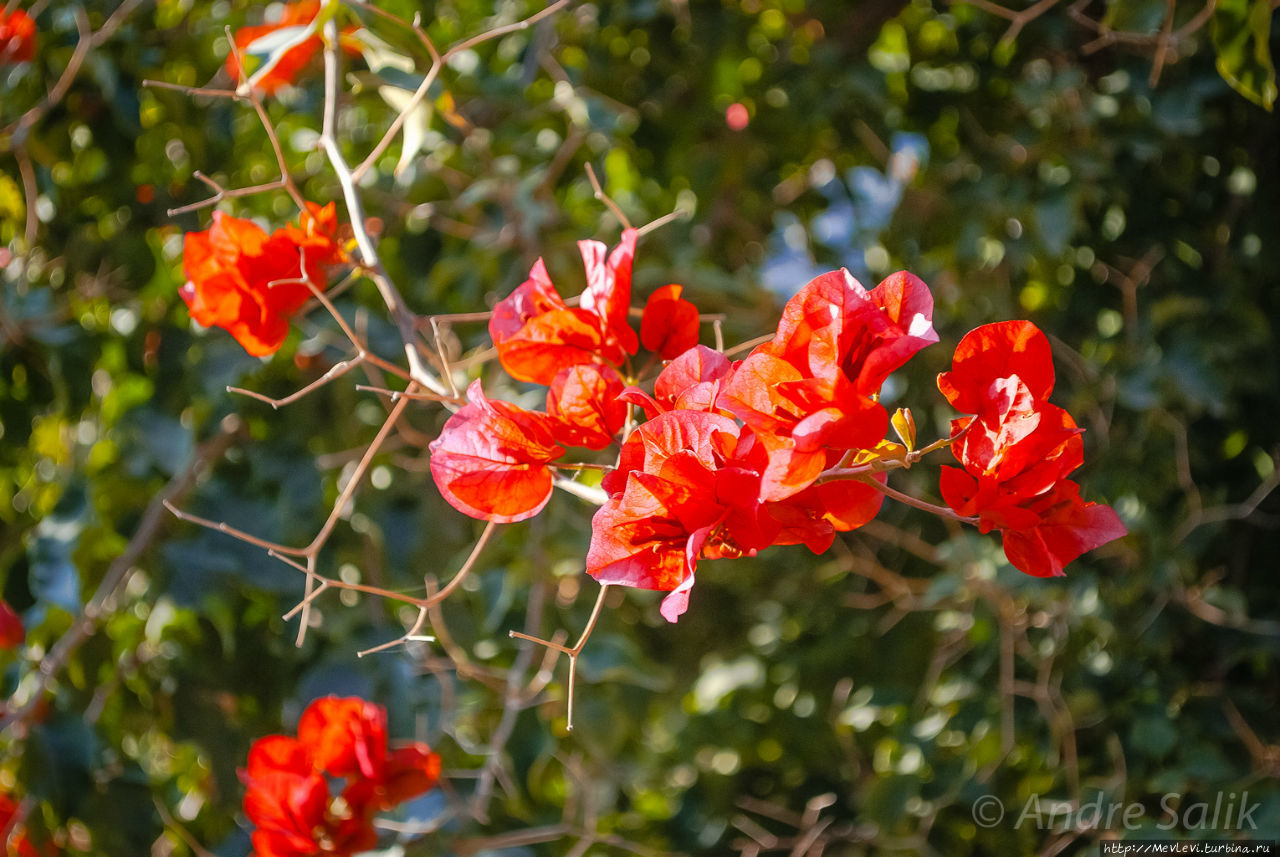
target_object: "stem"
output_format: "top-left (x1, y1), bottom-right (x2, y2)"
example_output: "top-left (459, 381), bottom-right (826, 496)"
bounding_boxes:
top-left (585, 162), bottom-right (632, 229)
top-left (858, 476), bottom-right (979, 526)
top-left (509, 583), bottom-right (611, 731)
top-left (319, 20), bottom-right (448, 398)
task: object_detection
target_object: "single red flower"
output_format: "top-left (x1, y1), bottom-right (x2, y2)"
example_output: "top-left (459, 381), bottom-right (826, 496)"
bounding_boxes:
top-left (226, 1), bottom-right (322, 94)
top-left (429, 380), bottom-right (566, 523)
top-left (763, 269), bottom-right (938, 395)
top-left (546, 363), bottom-right (628, 450)
top-left (180, 203), bottom-right (344, 356)
top-left (590, 411), bottom-right (777, 621)
top-left (936, 327), bottom-right (1126, 576)
top-left (720, 352), bottom-right (887, 500)
top-left (641, 284), bottom-right (700, 360)
top-left (0, 600), bottom-right (24, 649)
top-left (937, 320), bottom-right (1055, 415)
top-left (0, 9), bottom-right (36, 64)
top-left (489, 230), bottom-right (639, 384)
top-left (297, 697), bottom-right (387, 782)
top-left (619, 344), bottom-right (735, 420)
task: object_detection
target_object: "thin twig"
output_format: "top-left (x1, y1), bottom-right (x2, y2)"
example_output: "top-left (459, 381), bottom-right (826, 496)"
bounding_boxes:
top-left (584, 162), bottom-right (632, 230)
top-left (509, 583), bottom-right (611, 730)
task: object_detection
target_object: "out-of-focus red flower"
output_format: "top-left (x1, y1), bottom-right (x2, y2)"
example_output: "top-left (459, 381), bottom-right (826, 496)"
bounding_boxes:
top-left (180, 202), bottom-right (344, 356)
top-left (640, 284), bottom-right (700, 360)
top-left (242, 697), bottom-right (442, 857)
top-left (0, 9), bottom-right (35, 64)
top-left (0, 793), bottom-right (54, 857)
top-left (226, 1), bottom-right (322, 94)
top-left (937, 321), bottom-right (1126, 576)
top-left (0, 600), bottom-right (24, 649)
top-left (489, 230), bottom-right (639, 384)
top-left (546, 364), bottom-right (628, 451)
top-left (297, 697), bottom-right (387, 782)
top-left (243, 737), bottom-right (340, 857)
top-left (429, 380), bottom-right (565, 523)
top-left (379, 744), bottom-right (443, 808)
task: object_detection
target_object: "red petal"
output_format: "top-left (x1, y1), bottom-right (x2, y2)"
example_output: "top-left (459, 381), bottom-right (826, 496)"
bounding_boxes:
top-left (588, 471), bottom-right (720, 593)
top-left (1000, 483), bottom-right (1127, 577)
top-left (379, 744), bottom-right (443, 807)
top-left (297, 696), bottom-right (387, 780)
top-left (546, 364), bottom-right (627, 450)
top-left (245, 735), bottom-right (312, 778)
top-left (429, 381), bottom-right (565, 523)
top-left (854, 270), bottom-right (939, 393)
top-left (489, 261), bottom-right (608, 384)
top-left (579, 228), bottom-right (639, 358)
top-left (938, 321), bottom-right (1055, 414)
top-left (641, 284), bottom-right (700, 360)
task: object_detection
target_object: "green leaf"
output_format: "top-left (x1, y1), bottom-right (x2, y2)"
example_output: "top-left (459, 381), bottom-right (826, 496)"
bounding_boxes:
top-left (1212, 0), bottom-right (1277, 110)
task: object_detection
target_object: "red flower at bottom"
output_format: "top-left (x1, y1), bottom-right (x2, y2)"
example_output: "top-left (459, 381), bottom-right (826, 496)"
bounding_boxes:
top-left (242, 697), bottom-right (442, 857)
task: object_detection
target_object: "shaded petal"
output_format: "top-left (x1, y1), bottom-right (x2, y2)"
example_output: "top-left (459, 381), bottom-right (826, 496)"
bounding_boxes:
top-left (429, 381), bottom-right (565, 523)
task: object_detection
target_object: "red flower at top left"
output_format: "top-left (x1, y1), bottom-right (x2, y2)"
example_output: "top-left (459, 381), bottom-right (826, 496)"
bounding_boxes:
top-left (0, 9), bottom-right (37, 64)
top-left (226, 0), bottom-right (321, 94)
top-left (181, 203), bottom-right (346, 356)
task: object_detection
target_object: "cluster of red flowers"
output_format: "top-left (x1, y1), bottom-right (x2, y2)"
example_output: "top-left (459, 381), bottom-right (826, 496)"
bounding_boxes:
top-left (180, 202), bottom-right (345, 356)
top-left (242, 696), bottom-right (441, 857)
top-left (937, 321), bottom-right (1128, 577)
top-left (428, 229), bottom-right (698, 524)
top-left (428, 235), bottom-right (1126, 620)
top-left (0, 8), bottom-right (36, 64)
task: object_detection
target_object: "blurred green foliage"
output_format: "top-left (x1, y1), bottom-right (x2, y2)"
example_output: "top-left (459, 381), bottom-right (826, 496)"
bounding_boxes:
top-left (2, 1), bottom-right (1278, 855)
